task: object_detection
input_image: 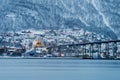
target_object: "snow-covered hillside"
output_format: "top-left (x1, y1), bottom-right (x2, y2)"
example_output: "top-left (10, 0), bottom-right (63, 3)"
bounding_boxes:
top-left (0, 0), bottom-right (119, 39)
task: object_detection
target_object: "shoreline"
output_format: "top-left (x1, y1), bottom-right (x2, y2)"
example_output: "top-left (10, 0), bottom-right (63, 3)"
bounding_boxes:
top-left (0, 57), bottom-right (120, 60)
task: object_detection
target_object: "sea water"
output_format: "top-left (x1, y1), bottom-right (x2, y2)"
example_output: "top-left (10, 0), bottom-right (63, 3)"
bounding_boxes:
top-left (0, 59), bottom-right (120, 80)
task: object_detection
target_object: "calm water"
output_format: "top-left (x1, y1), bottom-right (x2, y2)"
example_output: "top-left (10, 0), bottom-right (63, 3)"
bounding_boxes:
top-left (0, 59), bottom-right (120, 80)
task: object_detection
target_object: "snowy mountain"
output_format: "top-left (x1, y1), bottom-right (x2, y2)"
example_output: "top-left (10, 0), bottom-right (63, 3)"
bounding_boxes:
top-left (0, 0), bottom-right (119, 39)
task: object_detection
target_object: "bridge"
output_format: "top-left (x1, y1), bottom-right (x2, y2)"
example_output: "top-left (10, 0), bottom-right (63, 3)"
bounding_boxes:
top-left (47, 40), bottom-right (120, 59)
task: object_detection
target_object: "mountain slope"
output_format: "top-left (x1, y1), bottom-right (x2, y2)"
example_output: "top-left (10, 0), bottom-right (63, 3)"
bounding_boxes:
top-left (0, 0), bottom-right (119, 39)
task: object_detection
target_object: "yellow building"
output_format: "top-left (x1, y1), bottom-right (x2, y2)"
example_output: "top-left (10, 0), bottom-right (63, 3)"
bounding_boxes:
top-left (33, 37), bottom-right (44, 48)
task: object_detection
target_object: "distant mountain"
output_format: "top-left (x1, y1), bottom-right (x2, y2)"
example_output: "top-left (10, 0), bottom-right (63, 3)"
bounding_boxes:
top-left (0, 0), bottom-right (119, 39)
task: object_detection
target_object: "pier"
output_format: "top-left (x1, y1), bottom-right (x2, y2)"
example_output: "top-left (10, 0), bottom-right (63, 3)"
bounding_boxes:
top-left (47, 40), bottom-right (120, 59)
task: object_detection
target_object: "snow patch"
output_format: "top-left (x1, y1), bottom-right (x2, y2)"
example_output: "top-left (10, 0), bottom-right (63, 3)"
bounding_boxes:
top-left (78, 16), bottom-right (90, 26)
top-left (6, 13), bottom-right (16, 21)
top-left (60, 0), bottom-right (75, 13)
top-left (60, 0), bottom-right (71, 11)
top-left (63, 13), bottom-right (89, 27)
top-left (91, 0), bottom-right (114, 32)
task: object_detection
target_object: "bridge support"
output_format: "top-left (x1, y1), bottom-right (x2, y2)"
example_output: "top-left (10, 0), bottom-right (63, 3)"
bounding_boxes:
top-left (47, 40), bottom-right (120, 59)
